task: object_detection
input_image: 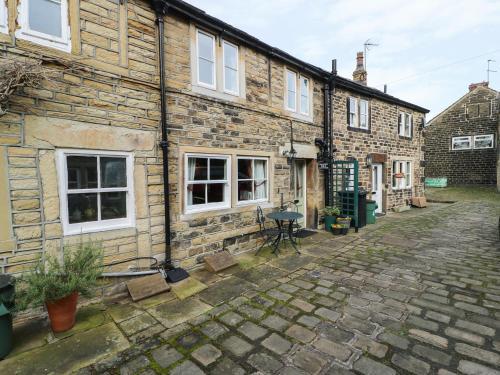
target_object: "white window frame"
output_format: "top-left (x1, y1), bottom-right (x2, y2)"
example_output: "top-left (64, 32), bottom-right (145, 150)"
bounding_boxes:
top-left (196, 30), bottom-right (216, 90)
top-left (222, 40), bottom-right (239, 95)
top-left (451, 136), bottom-right (472, 150)
top-left (285, 69), bottom-right (297, 111)
top-left (392, 160), bottom-right (412, 190)
top-left (399, 112), bottom-right (412, 137)
top-left (56, 149), bottom-right (135, 236)
top-left (0, 1), bottom-right (7, 34)
top-left (359, 99), bottom-right (369, 129)
top-left (236, 157), bottom-right (269, 205)
top-left (185, 153), bottom-right (231, 214)
top-left (473, 134), bottom-right (494, 149)
top-left (299, 75), bottom-right (310, 115)
top-left (348, 97), bottom-right (358, 127)
top-left (16, 0), bottom-right (71, 53)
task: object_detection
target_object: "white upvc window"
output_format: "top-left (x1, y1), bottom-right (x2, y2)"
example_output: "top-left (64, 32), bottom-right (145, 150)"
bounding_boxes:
top-left (16, 0), bottom-right (71, 52)
top-left (451, 136), bottom-right (472, 150)
top-left (56, 149), bottom-right (135, 235)
top-left (398, 111), bottom-right (412, 137)
top-left (0, 1), bottom-right (7, 34)
top-left (359, 99), bottom-right (369, 129)
top-left (300, 76), bottom-right (310, 115)
top-left (196, 30), bottom-right (216, 89)
top-left (473, 134), bottom-right (494, 149)
top-left (392, 160), bottom-right (412, 190)
top-left (223, 41), bottom-right (239, 95)
top-left (286, 70), bottom-right (297, 111)
top-left (237, 157), bottom-right (269, 204)
top-left (185, 154), bottom-right (231, 213)
top-left (348, 97), bottom-right (358, 127)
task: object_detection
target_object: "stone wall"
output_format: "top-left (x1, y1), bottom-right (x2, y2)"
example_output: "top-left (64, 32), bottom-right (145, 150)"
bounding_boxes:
top-left (0, 0), bottom-right (164, 275)
top-left (332, 88), bottom-right (426, 211)
top-left (425, 86), bottom-right (498, 185)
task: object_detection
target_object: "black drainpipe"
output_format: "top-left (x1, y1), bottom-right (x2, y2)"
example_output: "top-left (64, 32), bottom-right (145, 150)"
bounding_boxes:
top-left (324, 60), bottom-right (337, 207)
top-left (151, 0), bottom-right (189, 282)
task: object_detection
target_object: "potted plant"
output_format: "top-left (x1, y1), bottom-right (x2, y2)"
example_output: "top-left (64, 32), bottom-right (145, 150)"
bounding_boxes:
top-left (336, 215), bottom-right (352, 227)
top-left (323, 206), bottom-right (341, 232)
top-left (331, 224), bottom-right (343, 235)
top-left (16, 242), bottom-right (103, 333)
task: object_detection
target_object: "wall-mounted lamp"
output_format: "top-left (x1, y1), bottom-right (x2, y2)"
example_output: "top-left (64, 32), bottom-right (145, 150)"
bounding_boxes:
top-left (366, 154), bottom-right (373, 168)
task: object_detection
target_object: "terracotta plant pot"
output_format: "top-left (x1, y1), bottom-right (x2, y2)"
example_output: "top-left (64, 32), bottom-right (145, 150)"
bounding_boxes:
top-left (45, 291), bottom-right (79, 333)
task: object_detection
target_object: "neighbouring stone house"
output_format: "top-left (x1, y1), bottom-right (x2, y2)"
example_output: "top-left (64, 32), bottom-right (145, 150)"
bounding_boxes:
top-left (425, 82), bottom-right (498, 186)
top-left (0, 0), bottom-right (428, 276)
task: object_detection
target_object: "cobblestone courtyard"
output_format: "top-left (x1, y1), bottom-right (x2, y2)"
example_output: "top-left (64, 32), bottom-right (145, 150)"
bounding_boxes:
top-left (2, 197), bottom-right (500, 374)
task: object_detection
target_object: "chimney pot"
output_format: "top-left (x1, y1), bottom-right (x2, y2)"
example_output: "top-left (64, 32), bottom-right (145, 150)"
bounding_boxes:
top-left (468, 81), bottom-right (489, 92)
top-left (353, 52), bottom-right (367, 86)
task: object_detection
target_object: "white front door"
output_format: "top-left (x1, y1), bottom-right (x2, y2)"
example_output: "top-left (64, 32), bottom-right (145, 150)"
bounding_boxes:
top-left (371, 163), bottom-right (383, 214)
top-left (293, 160), bottom-right (306, 226)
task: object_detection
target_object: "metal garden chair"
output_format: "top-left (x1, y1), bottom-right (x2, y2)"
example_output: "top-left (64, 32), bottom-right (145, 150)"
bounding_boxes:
top-left (255, 206), bottom-right (280, 256)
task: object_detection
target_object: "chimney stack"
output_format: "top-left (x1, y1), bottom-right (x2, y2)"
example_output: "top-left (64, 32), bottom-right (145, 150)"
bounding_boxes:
top-left (353, 52), bottom-right (367, 85)
top-left (468, 81), bottom-right (489, 92)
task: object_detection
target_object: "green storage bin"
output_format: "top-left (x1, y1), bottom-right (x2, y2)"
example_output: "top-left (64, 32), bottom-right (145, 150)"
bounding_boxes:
top-left (366, 200), bottom-right (377, 224)
top-left (0, 303), bottom-right (12, 359)
top-left (0, 275), bottom-right (15, 359)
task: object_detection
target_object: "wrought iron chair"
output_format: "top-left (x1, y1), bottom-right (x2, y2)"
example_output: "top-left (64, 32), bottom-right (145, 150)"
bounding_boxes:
top-left (255, 206), bottom-right (280, 256)
top-left (288, 200), bottom-right (303, 245)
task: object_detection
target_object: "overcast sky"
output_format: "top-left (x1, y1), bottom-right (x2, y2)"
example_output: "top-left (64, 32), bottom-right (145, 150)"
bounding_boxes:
top-left (185, 0), bottom-right (500, 119)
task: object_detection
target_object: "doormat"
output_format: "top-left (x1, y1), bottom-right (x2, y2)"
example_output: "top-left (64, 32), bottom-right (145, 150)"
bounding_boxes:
top-left (294, 229), bottom-right (317, 238)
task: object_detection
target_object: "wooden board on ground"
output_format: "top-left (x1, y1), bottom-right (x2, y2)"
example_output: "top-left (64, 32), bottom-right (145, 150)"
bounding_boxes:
top-left (204, 251), bottom-right (237, 273)
top-left (126, 273), bottom-right (171, 301)
top-left (412, 196), bottom-right (427, 208)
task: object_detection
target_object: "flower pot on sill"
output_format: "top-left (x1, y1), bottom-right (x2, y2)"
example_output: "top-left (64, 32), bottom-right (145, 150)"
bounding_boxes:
top-left (45, 291), bottom-right (79, 333)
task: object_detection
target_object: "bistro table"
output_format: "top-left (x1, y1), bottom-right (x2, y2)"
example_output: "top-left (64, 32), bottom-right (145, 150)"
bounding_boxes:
top-left (266, 211), bottom-right (303, 255)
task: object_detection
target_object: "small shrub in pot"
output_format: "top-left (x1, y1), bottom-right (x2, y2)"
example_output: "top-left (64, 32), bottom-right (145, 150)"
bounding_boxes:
top-left (16, 241), bottom-right (103, 333)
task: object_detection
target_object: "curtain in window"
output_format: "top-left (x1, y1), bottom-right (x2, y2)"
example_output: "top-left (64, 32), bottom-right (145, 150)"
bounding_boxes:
top-left (187, 158), bottom-right (196, 205)
top-left (254, 160), bottom-right (266, 200)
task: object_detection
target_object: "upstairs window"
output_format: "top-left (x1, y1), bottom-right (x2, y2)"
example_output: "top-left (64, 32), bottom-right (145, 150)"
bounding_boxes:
top-left (451, 136), bottom-right (472, 150)
top-left (392, 161), bottom-right (412, 190)
top-left (237, 157), bottom-right (268, 203)
top-left (17, 0), bottom-right (71, 52)
top-left (57, 150), bottom-right (135, 235)
top-left (398, 111), bottom-right (412, 138)
top-left (286, 70), bottom-right (297, 111)
top-left (197, 30), bottom-right (216, 88)
top-left (473, 134), bottom-right (494, 149)
top-left (223, 41), bottom-right (239, 94)
top-left (0, 1), bottom-right (7, 34)
top-left (185, 154), bottom-right (231, 213)
top-left (347, 97), bottom-right (369, 130)
top-left (300, 76), bottom-right (310, 115)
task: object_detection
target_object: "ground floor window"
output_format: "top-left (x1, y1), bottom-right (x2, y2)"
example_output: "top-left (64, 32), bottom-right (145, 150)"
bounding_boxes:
top-left (392, 160), bottom-right (412, 190)
top-left (56, 149), bottom-right (135, 235)
top-left (237, 157), bottom-right (268, 203)
top-left (184, 153), bottom-right (269, 213)
top-left (185, 154), bottom-right (231, 213)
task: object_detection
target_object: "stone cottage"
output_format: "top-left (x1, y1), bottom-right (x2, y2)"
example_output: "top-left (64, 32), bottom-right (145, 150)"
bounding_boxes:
top-left (425, 82), bottom-right (498, 186)
top-left (0, 0), bottom-right (427, 275)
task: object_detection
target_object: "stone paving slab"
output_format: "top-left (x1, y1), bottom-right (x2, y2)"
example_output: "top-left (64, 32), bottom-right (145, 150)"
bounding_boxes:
top-left (0, 323), bottom-right (129, 374)
top-left (198, 276), bottom-right (254, 305)
top-left (148, 298), bottom-right (211, 328)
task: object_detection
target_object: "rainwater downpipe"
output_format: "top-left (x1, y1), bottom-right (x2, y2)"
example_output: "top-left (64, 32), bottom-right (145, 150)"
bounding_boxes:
top-left (154, 3), bottom-right (173, 267)
top-left (324, 60), bottom-right (337, 207)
